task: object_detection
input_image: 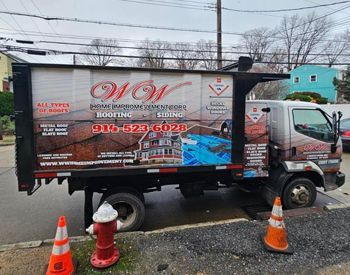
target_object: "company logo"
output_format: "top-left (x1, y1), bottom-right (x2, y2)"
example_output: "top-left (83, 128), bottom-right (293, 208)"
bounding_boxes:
top-left (303, 143), bottom-right (329, 152)
top-left (209, 77), bottom-right (230, 96)
top-left (91, 80), bottom-right (192, 103)
top-left (246, 107), bottom-right (263, 123)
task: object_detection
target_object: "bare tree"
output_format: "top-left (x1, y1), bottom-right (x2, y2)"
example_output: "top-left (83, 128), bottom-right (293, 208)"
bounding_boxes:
top-left (79, 39), bottom-right (122, 66)
top-left (278, 12), bottom-right (331, 70)
top-left (249, 65), bottom-right (289, 99)
top-left (265, 48), bottom-right (286, 73)
top-left (170, 42), bottom-right (199, 69)
top-left (239, 27), bottom-right (276, 62)
top-left (137, 39), bottom-right (170, 68)
top-left (196, 40), bottom-right (217, 70)
top-left (323, 30), bottom-right (350, 67)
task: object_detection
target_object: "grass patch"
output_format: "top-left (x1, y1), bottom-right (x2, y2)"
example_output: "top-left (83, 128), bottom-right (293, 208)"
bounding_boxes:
top-left (71, 238), bottom-right (138, 275)
top-left (0, 135), bottom-right (15, 146)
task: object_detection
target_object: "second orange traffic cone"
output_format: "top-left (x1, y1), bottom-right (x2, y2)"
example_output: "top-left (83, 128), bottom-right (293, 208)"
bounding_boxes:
top-left (46, 216), bottom-right (75, 275)
top-left (263, 197), bottom-right (293, 254)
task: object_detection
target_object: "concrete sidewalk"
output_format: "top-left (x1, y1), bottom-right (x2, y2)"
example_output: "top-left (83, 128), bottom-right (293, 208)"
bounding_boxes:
top-left (0, 207), bottom-right (350, 275)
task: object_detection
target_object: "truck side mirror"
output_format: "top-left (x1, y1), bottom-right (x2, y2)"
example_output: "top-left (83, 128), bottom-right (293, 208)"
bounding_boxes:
top-left (332, 112), bottom-right (337, 141)
top-left (331, 111), bottom-right (343, 152)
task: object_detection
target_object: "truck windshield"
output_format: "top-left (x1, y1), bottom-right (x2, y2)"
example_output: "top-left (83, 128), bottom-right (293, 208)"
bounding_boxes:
top-left (293, 109), bottom-right (334, 142)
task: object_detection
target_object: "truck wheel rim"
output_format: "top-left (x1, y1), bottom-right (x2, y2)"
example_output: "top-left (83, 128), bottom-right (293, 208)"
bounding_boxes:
top-left (113, 201), bottom-right (137, 230)
top-left (290, 185), bottom-right (310, 206)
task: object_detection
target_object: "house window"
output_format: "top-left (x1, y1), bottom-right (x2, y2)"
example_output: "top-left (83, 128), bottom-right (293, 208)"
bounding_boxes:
top-left (310, 74), bottom-right (317, 82)
top-left (149, 132), bottom-right (156, 138)
top-left (293, 76), bottom-right (300, 83)
top-left (151, 140), bottom-right (158, 146)
top-left (144, 141), bottom-right (149, 149)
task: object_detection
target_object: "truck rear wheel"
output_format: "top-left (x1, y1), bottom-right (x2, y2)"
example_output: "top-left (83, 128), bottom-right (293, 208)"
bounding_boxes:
top-left (282, 177), bottom-right (317, 209)
top-left (100, 192), bottom-right (145, 232)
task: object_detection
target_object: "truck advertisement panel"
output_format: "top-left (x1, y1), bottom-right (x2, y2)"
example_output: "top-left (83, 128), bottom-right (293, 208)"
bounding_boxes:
top-left (31, 68), bottom-right (268, 177)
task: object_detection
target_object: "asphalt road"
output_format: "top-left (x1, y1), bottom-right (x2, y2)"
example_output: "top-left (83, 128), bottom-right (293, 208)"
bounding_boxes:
top-left (0, 145), bottom-right (349, 245)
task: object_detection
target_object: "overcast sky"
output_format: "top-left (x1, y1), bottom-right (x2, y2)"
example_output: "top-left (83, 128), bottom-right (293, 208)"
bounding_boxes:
top-left (1, 0), bottom-right (349, 63)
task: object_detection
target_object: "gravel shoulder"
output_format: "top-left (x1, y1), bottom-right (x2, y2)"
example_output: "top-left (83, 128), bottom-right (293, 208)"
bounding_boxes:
top-left (1, 208), bottom-right (350, 275)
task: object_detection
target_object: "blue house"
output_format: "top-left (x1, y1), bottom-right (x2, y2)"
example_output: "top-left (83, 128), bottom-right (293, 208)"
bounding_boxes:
top-left (287, 65), bottom-right (342, 103)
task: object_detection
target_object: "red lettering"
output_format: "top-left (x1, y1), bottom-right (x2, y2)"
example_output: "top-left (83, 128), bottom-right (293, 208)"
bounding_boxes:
top-left (90, 80), bottom-right (192, 103)
top-left (132, 80), bottom-right (157, 102)
top-left (303, 143), bottom-right (329, 152)
top-left (90, 81), bottom-right (118, 101)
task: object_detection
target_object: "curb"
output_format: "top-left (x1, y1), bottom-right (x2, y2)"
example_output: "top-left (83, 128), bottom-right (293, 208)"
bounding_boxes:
top-left (0, 218), bottom-right (249, 252)
top-left (0, 241), bottom-right (43, 252)
top-left (0, 143), bottom-right (15, 147)
top-left (145, 218), bottom-right (249, 235)
top-left (324, 203), bottom-right (350, 211)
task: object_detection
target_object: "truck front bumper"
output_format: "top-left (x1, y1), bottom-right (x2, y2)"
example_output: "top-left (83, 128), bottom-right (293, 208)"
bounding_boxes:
top-left (324, 172), bottom-right (345, 191)
top-left (336, 172), bottom-right (345, 188)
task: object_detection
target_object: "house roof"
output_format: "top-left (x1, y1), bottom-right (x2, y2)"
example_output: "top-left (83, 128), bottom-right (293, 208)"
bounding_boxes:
top-left (2, 51), bottom-right (72, 64)
top-left (140, 131), bottom-right (163, 143)
top-left (290, 64), bottom-right (339, 73)
top-left (0, 52), bottom-right (27, 63)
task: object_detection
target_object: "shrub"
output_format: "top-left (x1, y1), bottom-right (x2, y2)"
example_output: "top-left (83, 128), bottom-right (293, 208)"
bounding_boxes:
top-left (0, 115), bottom-right (15, 135)
top-left (285, 91), bottom-right (328, 104)
top-left (0, 92), bottom-right (14, 116)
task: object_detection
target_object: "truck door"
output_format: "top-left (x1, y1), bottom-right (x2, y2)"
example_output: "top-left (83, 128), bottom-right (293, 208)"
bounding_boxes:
top-left (288, 107), bottom-right (340, 169)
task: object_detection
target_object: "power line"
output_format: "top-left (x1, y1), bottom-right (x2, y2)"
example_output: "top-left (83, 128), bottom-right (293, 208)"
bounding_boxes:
top-left (29, 0), bottom-right (64, 41)
top-left (6, 44), bottom-right (350, 65)
top-left (0, 8), bottom-right (346, 43)
top-left (0, 27), bottom-right (240, 48)
top-left (0, 1), bottom-right (42, 62)
top-left (18, 0), bottom-right (56, 63)
top-left (0, 28), bottom-right (347, 56)
top-left (144, 0), bottom-right (211, 5)
top-left (4, 36), bottom-right (350, 57)
top-left (222, 0), bottom-right (350, 13)
top-left (0, 9), bottom-right (246, 36)
top-left (1, 45), bottom-right (234, 62)
top-left (117, 0), bottom-right (213, 10)
top-left (270, 3), bottom-right (350, 44)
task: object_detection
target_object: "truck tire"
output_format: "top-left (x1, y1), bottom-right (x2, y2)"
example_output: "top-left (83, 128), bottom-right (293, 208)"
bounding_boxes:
top-left (100, 192), bottom-right (145, 232)
top-left (282, 177), bottom-right (317, 209)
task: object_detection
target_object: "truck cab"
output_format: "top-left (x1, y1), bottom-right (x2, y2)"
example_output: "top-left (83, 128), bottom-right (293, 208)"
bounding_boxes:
top-left (256, 100), bottom-right (344, 209)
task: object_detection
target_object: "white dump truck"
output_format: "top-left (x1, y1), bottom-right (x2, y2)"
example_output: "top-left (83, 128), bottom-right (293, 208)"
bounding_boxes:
top-left (13, 59), bottom-right (345, 231)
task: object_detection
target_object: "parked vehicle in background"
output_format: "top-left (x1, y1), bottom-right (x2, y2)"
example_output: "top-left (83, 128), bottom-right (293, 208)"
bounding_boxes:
top-left (340, 118), bottom-right (350, 151)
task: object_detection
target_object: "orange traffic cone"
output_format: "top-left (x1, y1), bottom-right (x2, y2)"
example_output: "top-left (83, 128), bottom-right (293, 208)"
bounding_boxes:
top-left (46, 216), bottom-right (75, 275)
top-left (263, 197), bottom-right (293, 254)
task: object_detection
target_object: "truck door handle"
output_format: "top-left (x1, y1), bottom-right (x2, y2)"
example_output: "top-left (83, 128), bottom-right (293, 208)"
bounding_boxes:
top-left (292, 147), bottom-right (296, 156)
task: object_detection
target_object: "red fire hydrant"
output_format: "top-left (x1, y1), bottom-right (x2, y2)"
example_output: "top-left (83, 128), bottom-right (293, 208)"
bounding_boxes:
top-left (86, 201), bottom-right (123, 269)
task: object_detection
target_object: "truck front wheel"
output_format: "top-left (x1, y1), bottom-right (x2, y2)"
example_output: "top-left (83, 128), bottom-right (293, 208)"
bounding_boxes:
top-left (282, 177), bottom-right (317, 209)
top-left (100, 192), bottom-right (145, 232)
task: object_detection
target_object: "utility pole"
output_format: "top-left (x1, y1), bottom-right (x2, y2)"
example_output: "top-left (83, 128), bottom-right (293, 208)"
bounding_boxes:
top-left (217, 0), bottom-right (222, 69)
